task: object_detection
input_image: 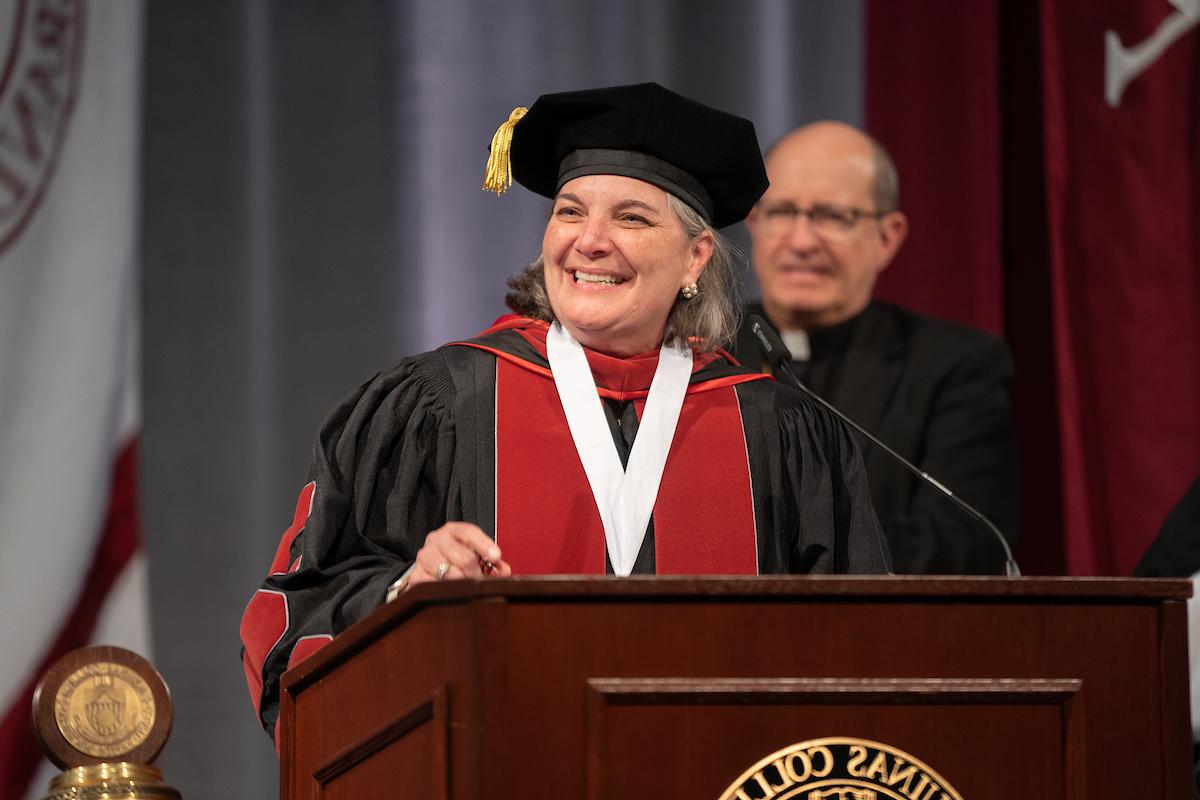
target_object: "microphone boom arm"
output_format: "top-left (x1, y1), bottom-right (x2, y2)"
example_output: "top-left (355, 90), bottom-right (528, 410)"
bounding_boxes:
top-left (748, 315), bottom-right (1020, 577)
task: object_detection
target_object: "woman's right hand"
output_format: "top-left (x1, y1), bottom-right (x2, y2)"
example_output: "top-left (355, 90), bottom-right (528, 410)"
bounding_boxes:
top-left (407, 522), bottom-right (512, 589)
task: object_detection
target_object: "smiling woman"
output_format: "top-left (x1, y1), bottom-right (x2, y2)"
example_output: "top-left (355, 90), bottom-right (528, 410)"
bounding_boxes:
top-left (547, 175), bottom-right (706, 357)
top-left (240, 82), bottom-right (892, 741)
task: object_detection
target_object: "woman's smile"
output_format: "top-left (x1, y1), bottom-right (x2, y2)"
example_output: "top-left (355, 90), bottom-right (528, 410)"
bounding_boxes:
top-left (571, 268), bottom-right (629, 287)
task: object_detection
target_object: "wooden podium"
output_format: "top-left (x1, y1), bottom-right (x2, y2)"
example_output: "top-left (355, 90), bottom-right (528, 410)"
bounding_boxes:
top-left (278, 577), bottom-right (1193, 799)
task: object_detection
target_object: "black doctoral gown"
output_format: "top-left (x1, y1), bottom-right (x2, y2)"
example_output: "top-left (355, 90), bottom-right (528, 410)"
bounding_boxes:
top-left (241, 318), bottom-right (890, 737)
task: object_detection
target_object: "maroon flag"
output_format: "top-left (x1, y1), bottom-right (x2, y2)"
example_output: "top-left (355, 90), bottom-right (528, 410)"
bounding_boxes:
top-left (1036, 0), bottom-right (1199, 573)
top-left (867, 1), bottom-right (1200, 574)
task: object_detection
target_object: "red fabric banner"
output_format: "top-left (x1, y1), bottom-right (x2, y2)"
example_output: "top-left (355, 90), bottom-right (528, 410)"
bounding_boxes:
top-left (865, 0), bottom-right (1004, 336)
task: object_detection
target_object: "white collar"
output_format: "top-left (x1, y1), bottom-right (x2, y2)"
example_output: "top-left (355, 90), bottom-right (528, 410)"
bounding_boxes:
top-left (781, 328), bottom-right (811, 361)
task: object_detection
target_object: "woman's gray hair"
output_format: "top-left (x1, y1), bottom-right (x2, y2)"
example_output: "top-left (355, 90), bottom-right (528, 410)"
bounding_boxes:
top-left (505, 194), bottom-right (742, 352)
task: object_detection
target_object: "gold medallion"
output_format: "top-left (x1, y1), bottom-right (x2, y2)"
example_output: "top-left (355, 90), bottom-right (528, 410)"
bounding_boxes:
top-left (52, 661), bottom-right (156, 759)
top-left (33, 646), bottom-right (178, 798)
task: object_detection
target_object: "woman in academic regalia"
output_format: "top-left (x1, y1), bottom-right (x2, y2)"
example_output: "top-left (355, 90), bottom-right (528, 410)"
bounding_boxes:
top-left (240, 82), bottom-right (891, 739)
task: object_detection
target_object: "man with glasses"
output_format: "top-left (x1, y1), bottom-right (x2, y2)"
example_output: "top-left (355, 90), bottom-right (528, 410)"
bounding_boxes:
top-left (733, 121), bottom-right (1019, 575)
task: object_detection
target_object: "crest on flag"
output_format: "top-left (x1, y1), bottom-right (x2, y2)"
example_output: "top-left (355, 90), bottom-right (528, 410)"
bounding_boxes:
top-left (0, 0), bottom-right (84, 254)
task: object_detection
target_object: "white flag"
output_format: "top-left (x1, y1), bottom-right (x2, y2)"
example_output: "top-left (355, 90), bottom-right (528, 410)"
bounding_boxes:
top-left (0, 2), bottom-right (147, 797)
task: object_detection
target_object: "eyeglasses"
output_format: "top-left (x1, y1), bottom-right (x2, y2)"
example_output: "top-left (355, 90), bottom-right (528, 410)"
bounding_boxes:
top-left (755, 202), bottom-right (887, 240)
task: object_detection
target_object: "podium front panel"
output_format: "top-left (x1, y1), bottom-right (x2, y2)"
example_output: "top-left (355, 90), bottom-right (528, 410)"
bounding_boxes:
top-left (279, 577), bottom-right (1192, 800)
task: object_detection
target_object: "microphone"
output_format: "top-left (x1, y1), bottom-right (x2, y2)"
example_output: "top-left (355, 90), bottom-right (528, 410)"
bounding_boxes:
top-left (747, 314), bottom-right (1020, 577)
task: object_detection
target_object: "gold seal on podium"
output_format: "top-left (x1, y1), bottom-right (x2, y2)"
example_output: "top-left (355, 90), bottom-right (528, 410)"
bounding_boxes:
top-left (32, 646), bottom-right (180, 800)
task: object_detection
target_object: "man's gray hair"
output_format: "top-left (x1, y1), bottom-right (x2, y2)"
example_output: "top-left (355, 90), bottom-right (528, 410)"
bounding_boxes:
top-left (505, 194), bottom-right (741, 351)
top-left (867, 134), bottom-right (900, 213)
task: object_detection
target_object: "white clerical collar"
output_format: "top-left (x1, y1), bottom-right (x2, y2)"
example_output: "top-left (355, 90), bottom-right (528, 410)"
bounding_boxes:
top-left (545, 322), bottom-right (692, 575)
top-left (781, 328), bottom-right (811, 361)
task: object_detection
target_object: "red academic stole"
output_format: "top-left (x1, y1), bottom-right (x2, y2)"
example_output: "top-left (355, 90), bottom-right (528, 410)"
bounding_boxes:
top-left (468, 330), bottom-right (762, 575)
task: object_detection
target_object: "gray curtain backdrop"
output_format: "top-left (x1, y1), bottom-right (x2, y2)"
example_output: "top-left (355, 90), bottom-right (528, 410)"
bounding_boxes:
top-left (141, 1), bottom-right (862, 795)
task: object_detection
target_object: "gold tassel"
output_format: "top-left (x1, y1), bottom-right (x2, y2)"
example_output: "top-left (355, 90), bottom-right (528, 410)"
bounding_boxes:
top-left (482, 106), bottom-right (528, 195)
